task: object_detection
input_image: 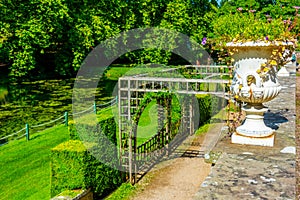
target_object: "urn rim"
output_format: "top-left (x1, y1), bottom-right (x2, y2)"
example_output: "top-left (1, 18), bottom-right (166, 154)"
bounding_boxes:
top-left (226, 41), bottom-right (295, 48)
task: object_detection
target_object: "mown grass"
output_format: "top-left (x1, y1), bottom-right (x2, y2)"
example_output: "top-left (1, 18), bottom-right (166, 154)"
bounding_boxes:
top-left (0, 125), bottom-right (69, 200)
top-left (93, 102), bottom-right (159, 147)
top-left (0, 106), bottom-right (122, 200)
top-left (104, 64), bottom-right (171, 81)
top-left (136, 100), bottom-right (158, 145)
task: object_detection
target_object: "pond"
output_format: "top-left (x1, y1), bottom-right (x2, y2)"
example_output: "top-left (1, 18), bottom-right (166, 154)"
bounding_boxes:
top-left (0, 64), bottom-right (208, 140)
top-left (0, 76), bottom-right (117, 139)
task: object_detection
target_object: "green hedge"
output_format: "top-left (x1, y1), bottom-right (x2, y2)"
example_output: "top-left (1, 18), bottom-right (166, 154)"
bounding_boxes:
top-left (68, 117), bottom-right (117, 145)
top-left (68, 120), bottom-right (79, 140)
top-left (170, 95), bottom-right (181, 139)
top-left (51, 117), bottom-right (121, 199)
top-left (196, 94), bottom-right (223, 126)
top-left (196, 94), bottom-right (212, 125)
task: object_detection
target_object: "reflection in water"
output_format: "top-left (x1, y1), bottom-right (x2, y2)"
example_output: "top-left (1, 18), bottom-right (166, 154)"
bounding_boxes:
top-left (0, 87), bottom-right (8, 105)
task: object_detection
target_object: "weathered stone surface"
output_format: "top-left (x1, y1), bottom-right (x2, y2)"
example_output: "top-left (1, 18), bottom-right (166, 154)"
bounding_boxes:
top-left (195, 76), bottom-right (295, 199)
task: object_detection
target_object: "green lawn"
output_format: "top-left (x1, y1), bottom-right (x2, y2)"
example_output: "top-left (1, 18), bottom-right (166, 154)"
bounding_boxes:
top-left (0, 64), bottom-right (227, 200)
top-left (136, 100), bottom-right (158, 145)
top-left (104, 64), bottom-right (171, 81)
top-left (96, 100), bottom-right (161, 146)
top-left (0, 102), bottom-right (159, 200)
top-left (0, 125), bottom-right (69, 200)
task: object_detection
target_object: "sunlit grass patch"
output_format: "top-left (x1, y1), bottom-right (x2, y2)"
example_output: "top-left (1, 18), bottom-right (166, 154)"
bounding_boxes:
top-left (0, 125), bottom-right (69, 200)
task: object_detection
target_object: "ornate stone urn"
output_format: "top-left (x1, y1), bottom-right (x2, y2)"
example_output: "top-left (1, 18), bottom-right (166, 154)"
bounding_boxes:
top-left (227, 41), bottom-right (292, 146)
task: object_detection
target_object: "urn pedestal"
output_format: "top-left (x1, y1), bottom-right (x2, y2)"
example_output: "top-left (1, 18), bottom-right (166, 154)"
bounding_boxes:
top-left (227, 42), bottom-right (292, 147)
top-left (231, 105), bottom-right (275, 146)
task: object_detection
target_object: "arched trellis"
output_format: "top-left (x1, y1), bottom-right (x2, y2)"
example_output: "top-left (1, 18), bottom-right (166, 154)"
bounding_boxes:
top-left (72, 28), bottom-right (234, 181)
top-left (130, 93), bottom-right (173, 182)
top-left (119, 91), bottom-right (196, 184)
top-left (118, 65), bottom-right (230, 184)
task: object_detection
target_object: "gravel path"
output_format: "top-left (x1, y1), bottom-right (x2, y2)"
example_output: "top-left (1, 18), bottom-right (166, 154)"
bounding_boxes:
top-left (130, 133), bottom-right (212, 200)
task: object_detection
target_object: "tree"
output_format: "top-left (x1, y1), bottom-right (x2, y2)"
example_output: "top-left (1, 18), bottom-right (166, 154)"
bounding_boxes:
top-left (0, 0), bottom-right (69, 78)
top-left (219, 0), bottom-right (275, 14)
top-left (0, 0), bottom-right (130, 79)
top-left (1, 0), bottom-right (239, 78)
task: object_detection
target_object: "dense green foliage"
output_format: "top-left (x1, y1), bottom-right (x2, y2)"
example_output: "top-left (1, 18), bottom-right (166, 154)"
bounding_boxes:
top-left (50, 140), bottom-right (121, 198)
top-left (212, 12), bottom-right (288, 42)
top-left (196, 94), bottom-right (224, 126)
top-left (203, 0), bottom-right (300, 64)
top-left (68, 107), bottom-right (117, 140)
top-left (196, 94), bottom-right (213, 125)
top-left (0, 125), bottom-right (69, 200)
top-left (1, 0), bottom-right (299, 78)
top-left (51, 117), bottom-right (121, 199)
top-left (208, 1), bottom-right (300, 45)
top-left (1, 0), bottom-right (124, 78)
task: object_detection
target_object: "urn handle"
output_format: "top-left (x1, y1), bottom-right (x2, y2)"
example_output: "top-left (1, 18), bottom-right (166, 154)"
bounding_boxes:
top-left (243, 73), bottom-right (262, 88)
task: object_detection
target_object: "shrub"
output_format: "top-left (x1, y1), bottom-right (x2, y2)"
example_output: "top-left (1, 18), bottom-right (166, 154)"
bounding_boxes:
top-left (68, 116), bottom-right (117, 145)
top-left (196, 94), bottom-right (224, 126)
top-left (51, 117), bottom-right (121, 199)
top-left (196, 94), bottom-right (212, 125)
top-left (68, 120), bottom-right (79, 140)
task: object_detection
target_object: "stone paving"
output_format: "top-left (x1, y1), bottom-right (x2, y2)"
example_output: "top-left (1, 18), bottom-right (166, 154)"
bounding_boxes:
top-left (195, 75), bottom-right (296, 200)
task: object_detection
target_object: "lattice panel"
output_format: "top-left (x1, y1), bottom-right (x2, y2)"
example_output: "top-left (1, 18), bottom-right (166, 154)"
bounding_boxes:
top-left (118, 65), bottom-right (231, 183)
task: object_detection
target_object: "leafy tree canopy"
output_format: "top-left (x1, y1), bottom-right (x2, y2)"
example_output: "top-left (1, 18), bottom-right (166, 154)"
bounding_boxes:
top-left (0, 0), bottom-right (299, 79)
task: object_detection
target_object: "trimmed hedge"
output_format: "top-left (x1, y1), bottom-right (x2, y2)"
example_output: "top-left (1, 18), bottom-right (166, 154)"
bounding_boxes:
top-left (51, 117), bottom-right (121, 199)
top-left (68, 117), bottom-right (117, 145)
top-left (68, 120), bottom-right (79, 140)
top-left (196, 94), bottom-right (223, 126)
top-left (196, 94), bottom-right (212, 125)
top-left (51, 140), bottom-right (87, 197)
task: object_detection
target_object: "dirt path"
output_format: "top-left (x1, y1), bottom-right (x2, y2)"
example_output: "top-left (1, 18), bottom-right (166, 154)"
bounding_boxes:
top-left (132, 158), bottom-right (210, 200)
top-left (130, 132), bottom-right (213, 200)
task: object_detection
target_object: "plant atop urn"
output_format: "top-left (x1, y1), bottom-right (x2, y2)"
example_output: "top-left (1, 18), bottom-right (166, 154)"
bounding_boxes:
top-left (205, 7), bottom-right (299, 146)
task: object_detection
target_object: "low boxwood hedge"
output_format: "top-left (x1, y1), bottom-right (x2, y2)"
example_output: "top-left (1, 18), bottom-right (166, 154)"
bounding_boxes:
top-left (51, 117), bottom-right (121, 199)
top-left (196, 94), bottom-right (223, 126)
